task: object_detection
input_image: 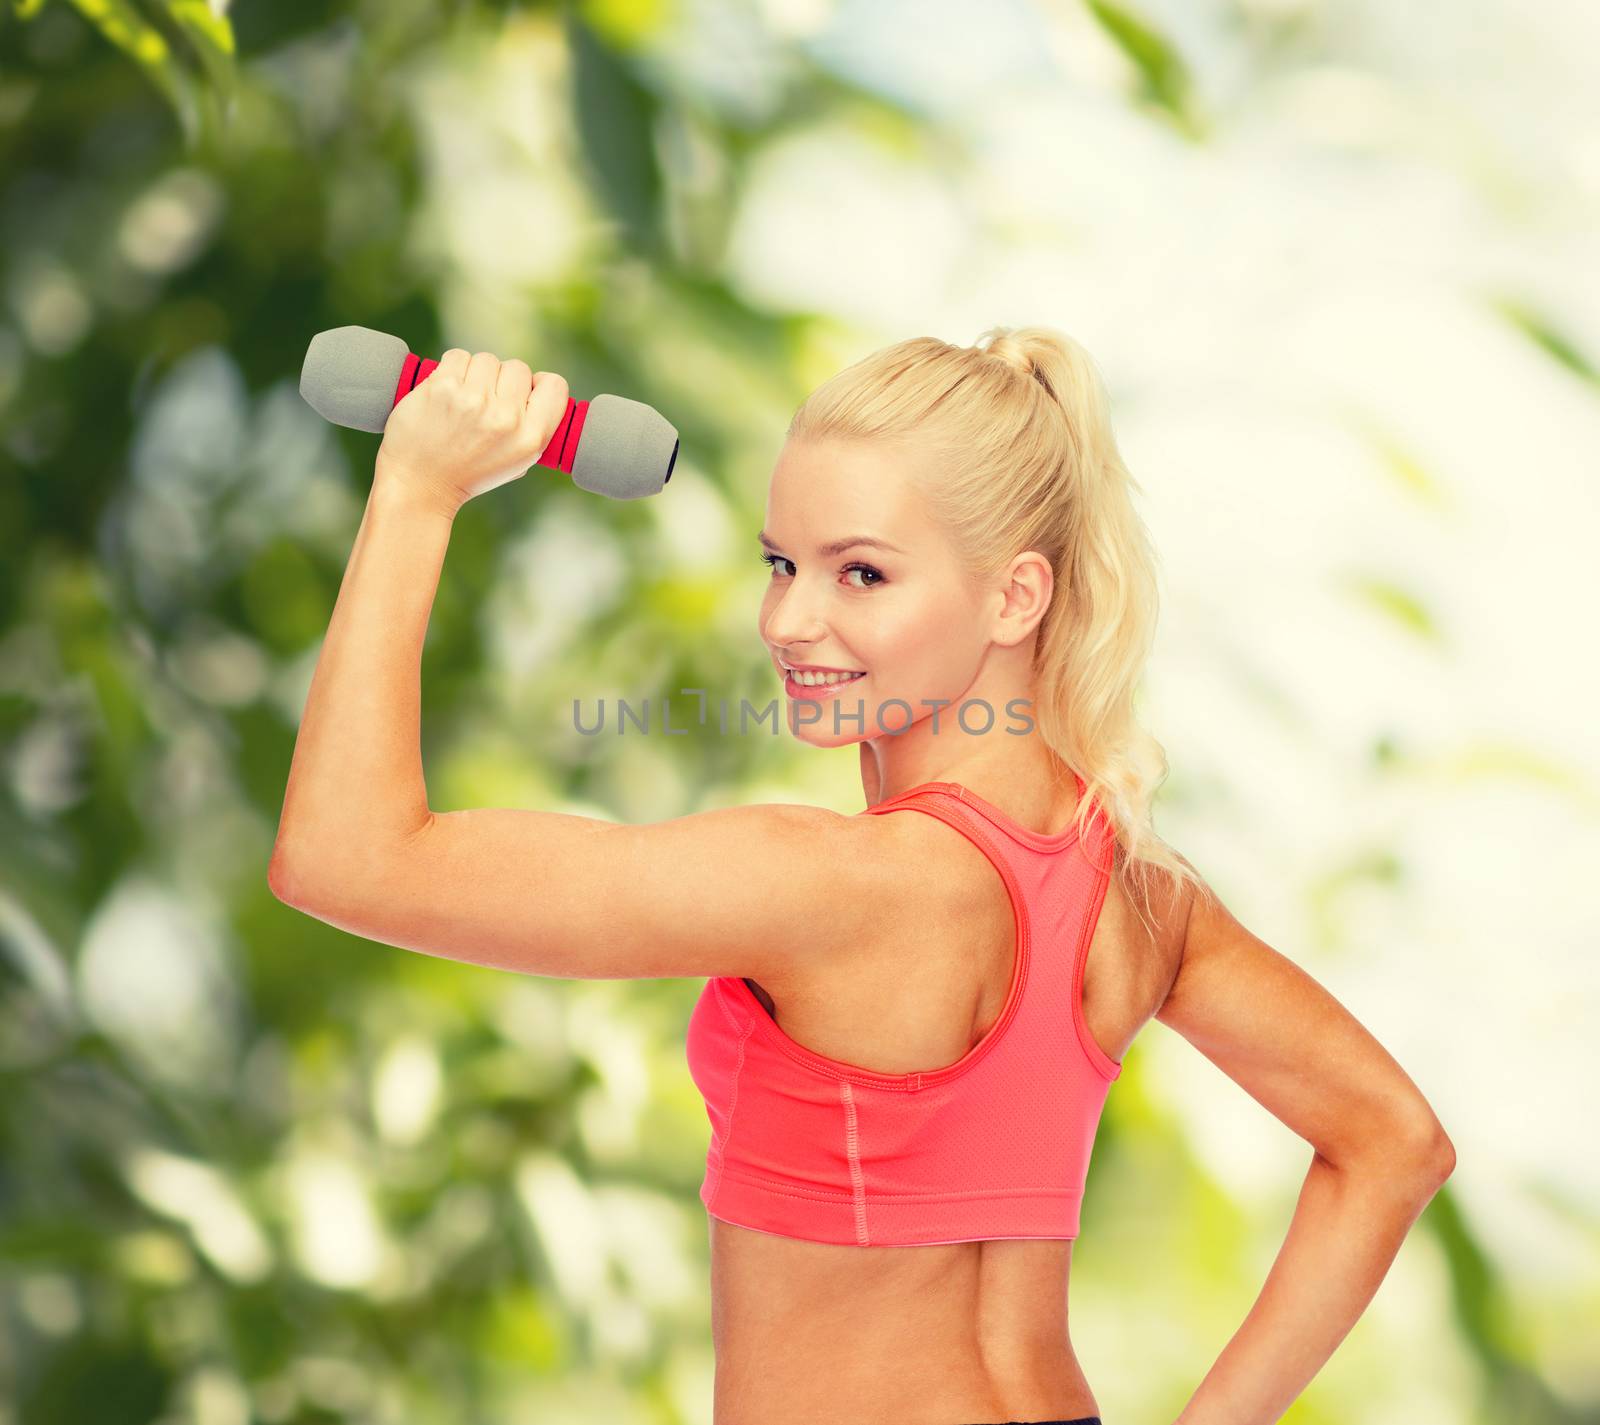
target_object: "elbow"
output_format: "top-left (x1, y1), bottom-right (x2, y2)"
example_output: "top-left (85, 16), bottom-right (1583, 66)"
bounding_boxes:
top-left (1421, 1125), bottom-right (1456, 1186)
top-left (1322, 1110), bottom-right (1456, 1192)
top-left (268, 845), bottom-right (325, 910)
top-left (1396, 1111), bottom-right (1456, 1190)
top-left (268, 819), bottom-right (432, 923)
top-left (267, 849), bottom-right (302, 907)
top-left (267, 821), bottom-right (361, 910)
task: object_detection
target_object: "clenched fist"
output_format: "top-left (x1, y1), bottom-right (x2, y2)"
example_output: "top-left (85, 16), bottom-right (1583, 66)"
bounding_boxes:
top-left (375, 348), bottom-right (570, 518)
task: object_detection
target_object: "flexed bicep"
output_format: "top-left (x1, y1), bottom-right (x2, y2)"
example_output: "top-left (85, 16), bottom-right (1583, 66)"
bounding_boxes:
top-left (269, 799), bottom-right (922, 986)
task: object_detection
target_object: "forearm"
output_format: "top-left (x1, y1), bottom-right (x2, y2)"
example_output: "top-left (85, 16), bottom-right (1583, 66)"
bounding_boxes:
top-left (1173, 1147), bottom-right (1449, 1425)
top-left (269, 461), bottom-right (453, 889)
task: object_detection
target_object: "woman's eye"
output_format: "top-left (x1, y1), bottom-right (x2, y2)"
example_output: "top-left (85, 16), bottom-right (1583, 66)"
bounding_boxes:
top-left (759, 552), bottom-right (884, 589)
top-left (843, 563), bottom-right (884, 588)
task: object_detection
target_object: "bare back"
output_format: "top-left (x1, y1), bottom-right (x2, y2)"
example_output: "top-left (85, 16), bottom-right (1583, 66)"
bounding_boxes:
top-left (707, 791), bottom-right (1186, 1425)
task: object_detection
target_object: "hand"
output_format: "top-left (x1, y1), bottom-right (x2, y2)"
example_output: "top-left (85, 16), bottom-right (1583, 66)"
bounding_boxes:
top-left (374, 348), bottom-right (570, 518)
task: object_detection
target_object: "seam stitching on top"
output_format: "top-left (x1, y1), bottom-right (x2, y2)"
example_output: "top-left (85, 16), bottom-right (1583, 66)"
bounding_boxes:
top-left (840, 1080), bottom-right (869, 1244)
top-left (710, 1005), bottom-right (757, 1211)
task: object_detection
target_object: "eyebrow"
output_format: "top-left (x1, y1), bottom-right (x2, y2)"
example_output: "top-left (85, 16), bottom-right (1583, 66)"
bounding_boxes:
top-left (757, 531), bottom-right (905, 557)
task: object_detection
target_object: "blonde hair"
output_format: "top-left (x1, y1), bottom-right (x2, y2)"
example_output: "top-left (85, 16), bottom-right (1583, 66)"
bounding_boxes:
top-left (787, 325), bottom-right (1210, 941)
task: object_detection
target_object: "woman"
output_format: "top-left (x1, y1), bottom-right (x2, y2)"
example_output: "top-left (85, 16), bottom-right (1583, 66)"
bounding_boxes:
top-left (270, 326), bottom-right (1456, 1425)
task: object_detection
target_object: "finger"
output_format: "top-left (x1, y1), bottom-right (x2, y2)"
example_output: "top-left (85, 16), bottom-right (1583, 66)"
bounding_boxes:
top-left (523, 370), bottom-right (571, 454)
top-left (438, 348), bottom-right (471, 384)
top-left (496, 357), bottom-right (534, 402)
top-left (466, 350), bottom-right (500, 393)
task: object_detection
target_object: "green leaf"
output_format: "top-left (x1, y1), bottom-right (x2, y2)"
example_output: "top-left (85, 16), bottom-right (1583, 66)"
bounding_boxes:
top-left (1085, 0), bottom-right (1204, 139)
top-left (567, 10), bottom-right (664, 255)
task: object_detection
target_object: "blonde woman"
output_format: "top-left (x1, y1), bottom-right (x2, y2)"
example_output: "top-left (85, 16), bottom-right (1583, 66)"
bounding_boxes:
top-left (270, 328), bottom-right (1455, 1425)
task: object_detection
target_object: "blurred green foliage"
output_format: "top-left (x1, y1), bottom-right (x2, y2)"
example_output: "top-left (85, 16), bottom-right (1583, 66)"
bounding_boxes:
top-left (0, 2), bottom-right (1583, 1424)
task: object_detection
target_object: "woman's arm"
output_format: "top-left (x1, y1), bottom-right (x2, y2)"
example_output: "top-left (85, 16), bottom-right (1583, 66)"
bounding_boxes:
top-left (266, 359), bottom-right (933, 986)
top-left (269, 347), bottom-right (566, 894)
top-left (1155, 879), bottom-right (1456, 1425)
top-left (1172, 1145), bottom-right (1448, 1425)
top-left (267, 466), bottom-right (450, 898)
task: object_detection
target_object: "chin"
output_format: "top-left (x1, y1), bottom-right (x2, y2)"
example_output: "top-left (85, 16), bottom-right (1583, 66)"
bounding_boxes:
top-left (785, 695), bottom-right (875, 748)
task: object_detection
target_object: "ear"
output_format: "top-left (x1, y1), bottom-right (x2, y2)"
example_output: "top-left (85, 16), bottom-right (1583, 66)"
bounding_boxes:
top-left (990, 549), bottom-right (1054, 648)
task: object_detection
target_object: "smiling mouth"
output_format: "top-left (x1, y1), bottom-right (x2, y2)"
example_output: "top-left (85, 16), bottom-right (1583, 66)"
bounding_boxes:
top-left (778, 659), bottom-right (864, 675)
top-left (783, 668), bottom-right (867, 688)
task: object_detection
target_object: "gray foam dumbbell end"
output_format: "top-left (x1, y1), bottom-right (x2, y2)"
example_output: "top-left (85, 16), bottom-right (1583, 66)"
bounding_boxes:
top-left (571, 393), bottom-right (679, 501)
top-left (300, 325), bottom-right (408, 433)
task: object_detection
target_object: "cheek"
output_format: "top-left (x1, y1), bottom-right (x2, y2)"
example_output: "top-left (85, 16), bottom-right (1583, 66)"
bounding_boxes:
top-left (869, 601), bottom-right (983, 689)
top-left (871, 597), bottom-right (956, 657)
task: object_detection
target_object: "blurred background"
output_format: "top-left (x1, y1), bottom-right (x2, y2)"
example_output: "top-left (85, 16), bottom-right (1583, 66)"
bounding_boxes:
top-left (2, 0), bottom-right (1597, 1422)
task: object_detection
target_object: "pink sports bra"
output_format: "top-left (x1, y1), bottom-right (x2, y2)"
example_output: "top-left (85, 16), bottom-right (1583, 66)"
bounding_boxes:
top-left (685, 773), bottom-right (1122, 1247)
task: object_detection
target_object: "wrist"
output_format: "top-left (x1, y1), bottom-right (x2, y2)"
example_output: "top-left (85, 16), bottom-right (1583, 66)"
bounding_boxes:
top-left (372, 460), bottom-right (461, 524)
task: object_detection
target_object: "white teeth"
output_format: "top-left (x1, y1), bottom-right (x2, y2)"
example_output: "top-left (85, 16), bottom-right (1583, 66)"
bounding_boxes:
top-left (789, 669), bottom-right (865, 687)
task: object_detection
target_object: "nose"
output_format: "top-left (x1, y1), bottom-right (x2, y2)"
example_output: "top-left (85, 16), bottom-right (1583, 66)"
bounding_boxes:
top-left (761, 577), bottom-right (829, 650)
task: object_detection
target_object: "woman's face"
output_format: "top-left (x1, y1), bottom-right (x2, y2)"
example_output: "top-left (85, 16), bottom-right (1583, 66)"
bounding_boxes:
top-left (757, 437), bottom-right (994, 748)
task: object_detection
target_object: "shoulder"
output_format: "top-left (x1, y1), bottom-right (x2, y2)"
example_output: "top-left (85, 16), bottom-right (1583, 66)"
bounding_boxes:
top-left (691, 797), bottom-right (963, 931)
top-left (801, 799), bottom-right (972, 913)
top-left (775, 794), bottom-right (994, 914)
top-left (1108, 842), bottom-right (1207, 997)
top-left (851, 795), bottom-right (1003, 896)
top-left (717, 799), bottom-right (969, 987)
